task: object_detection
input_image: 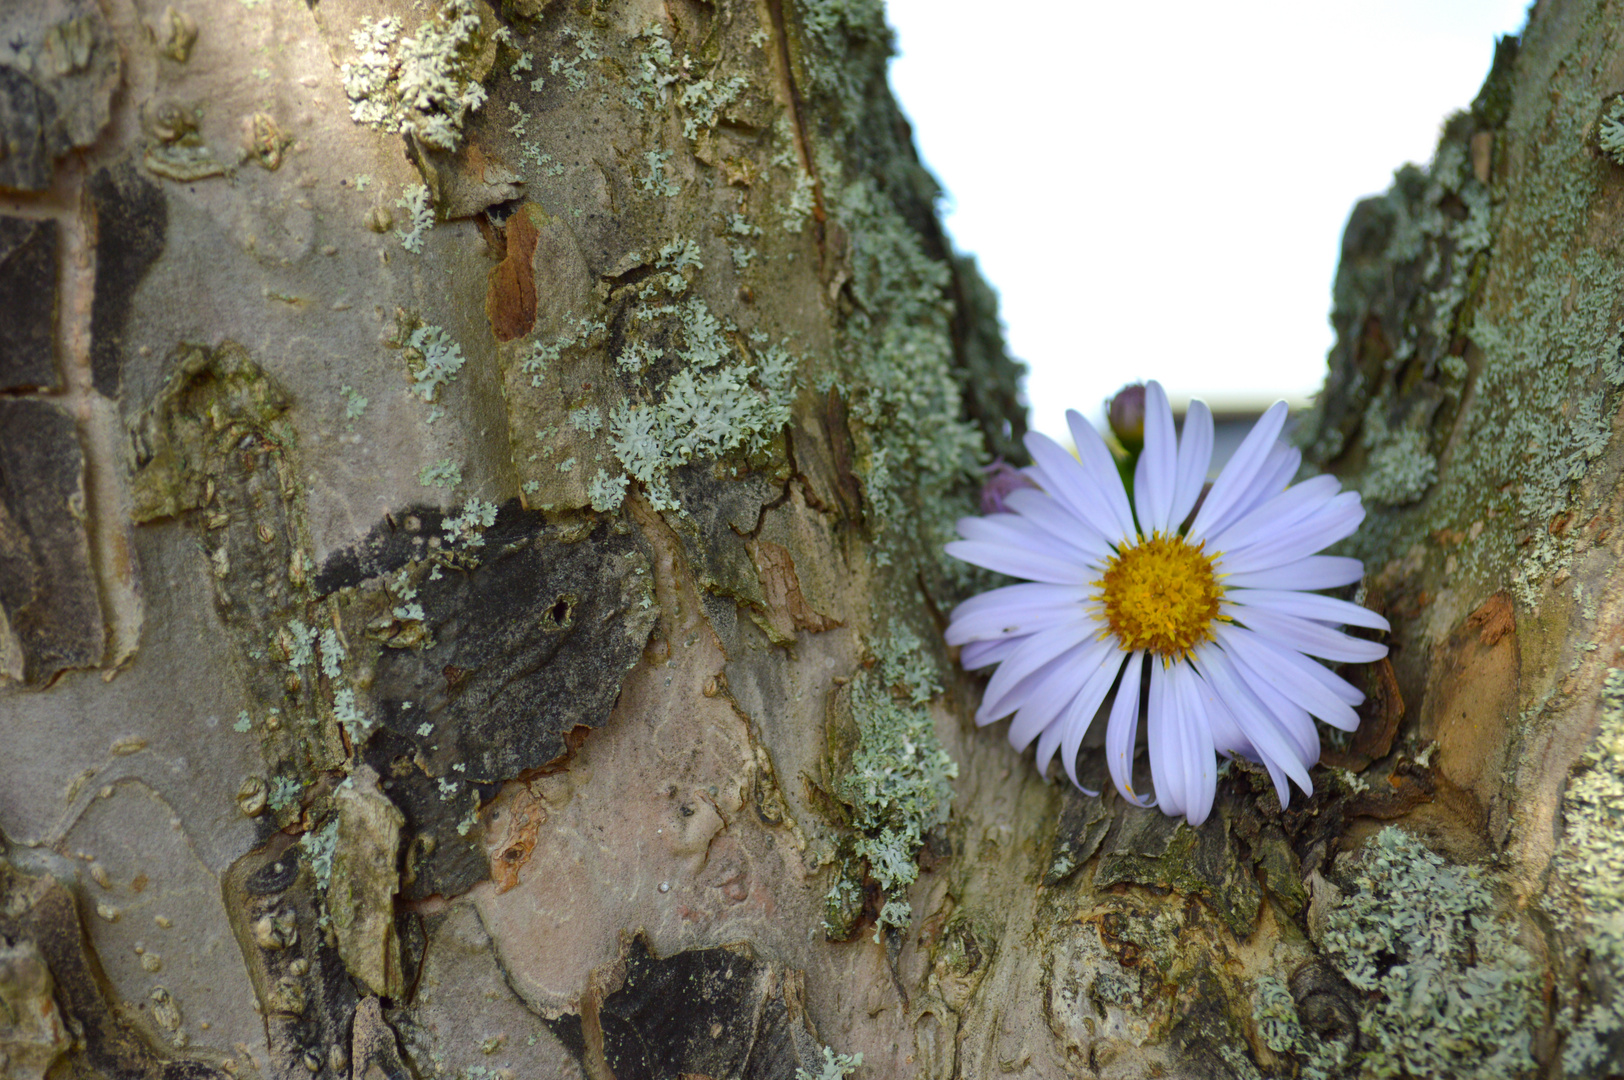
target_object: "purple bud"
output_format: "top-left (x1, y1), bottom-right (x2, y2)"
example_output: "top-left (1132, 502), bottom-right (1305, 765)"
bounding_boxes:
top-left (1107, 384), bottom-right (1146, 452)
top-left (980, 458), bottom-right (1037, 515)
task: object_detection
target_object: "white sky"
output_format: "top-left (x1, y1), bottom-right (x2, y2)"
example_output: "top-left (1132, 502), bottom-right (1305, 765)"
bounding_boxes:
top-left (884, 0), bottom-right (1530, 439)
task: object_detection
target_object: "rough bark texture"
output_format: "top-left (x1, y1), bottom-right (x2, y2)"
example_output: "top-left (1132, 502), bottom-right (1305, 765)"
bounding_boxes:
top-left (3, 0), bottom-right (1624, 1078)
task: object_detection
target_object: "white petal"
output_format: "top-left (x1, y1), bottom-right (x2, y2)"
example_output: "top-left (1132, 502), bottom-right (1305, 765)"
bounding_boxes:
top-left (978, 625), bottom-right (1094, 722)
top-left (949, 580), bottom-right (1089, 625)
top-left (1221, 444), bottom-right (1303, 531)
top-left (1287, 646), bottom-right (1368, 707)
top-left (1146, 662), bottom-right (1180, 818)
top-left (1024, 430), bottom-right (1133, 545)
top-left (956, 514), bottom-right (1100, 567)
top-left (1003, 488), bottom-right (1114, 564)
top-left (1168, 663), bottom-right (1218, 825)
top-left (1060, 647), bottom-right (1130, 791)
top-left (1223, 605), bottom-right (1389, 663)
top-left (1188, 400), bottom-right (1289, 542)
top-left (1170, 399), bottom-right (1214, 528)
top-left (1007, 681), bottom-right (1067, 749)
top-left (1224, 589), bottom-right (1390, 631)
top-left (1067, 410), bottom-right (1140, 543)
top-left (1034, 718), bottom-right (1064, 778)
top-left (1133, 380), bottom-right (1177, 535)
top-left (959, 637), bottom-right (1022, 670)
top-left (1214, 644), bottom-right (1322, 764)
top-left (1106, 652), bottom-right (1153, 807)
top-left (1006, 638), bottom-right (1115, 749)
top-left (945, 540), bottom-right (1095, 585)
top-left (1205, 475), bottom-right (1341, 556)
top-left (1221, 555), bottom-right (1365, 591)
top-left (1056, 687), bottom-right (1109, 796)
top-left (1213, 624), bottom-right (1362, 730)
top-left (1256, 444), bottom-right (1303, 493)
top-left (998, 647), bottom-right (1083, 740)
top-left (1193, 644), bottom-right (1314, 802)
top-left (1213, 493), bottom-right (1364, 576)
top-left (946, 586), bottom-right (1093, 645)
top-left (1192, 660), bottom-right (1295, 807)
top-left (1191, 667), bottom-right (1254, 760)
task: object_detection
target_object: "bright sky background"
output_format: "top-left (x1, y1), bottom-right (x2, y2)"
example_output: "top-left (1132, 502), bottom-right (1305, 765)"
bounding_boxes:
top-left (885, 1), bottom-right (1530, 440)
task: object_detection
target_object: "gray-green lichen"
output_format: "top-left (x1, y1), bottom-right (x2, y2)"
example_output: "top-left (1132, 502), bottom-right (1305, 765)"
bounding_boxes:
top-left (500, 223), bottom-right (800, 513)
top-left (793, 1046), bottom-right (863, 1080)
top-left (1307, 23), bottom-right (1624, 607)
top-left (417, 459), bottom-right (462, 489)
top-left (833, 174), bottom-right (986, 573)
top-left (395, 184), bottom-right (435, 253)
top-left (776, 0), bottom-right (1024, 944)
top-left (836, 634), bottom-right (956, 939)
top-left (1549, 668), bottom-right (1624, 1073)
top-left (796, 0), bottom-right (890, 133)
top-left (1252, 974), bottom-right (1350, 1080)
top-left (785, 0), bottom-right (1020, 593)
top-left (1248, 974), bottom-right (1351, 1079)
top-left (1598, 95), bottom-right (1624, 167)
top-left (1359, 410), bottom-right (1437, 509)
top-left (341, 385), bottom-right (368, 420)
top-left (1309, 827), bottom-right (1539, 1079)
top-left (342, 0), bottom-right (497, 151)
top-left (299, 816), bottom-right (339, 893)
top-left (401, 320), bottom-right (465, 401)
top-left (679, 74), bottom-right (749, 141)
top-left (605, 303), bottom-right (798, 512)
top-left (268, 774), bottom-right (303, 814)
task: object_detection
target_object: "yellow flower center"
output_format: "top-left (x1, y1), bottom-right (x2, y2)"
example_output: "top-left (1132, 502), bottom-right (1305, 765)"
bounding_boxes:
top-left (1096, 533), bottom-right (1224, 659)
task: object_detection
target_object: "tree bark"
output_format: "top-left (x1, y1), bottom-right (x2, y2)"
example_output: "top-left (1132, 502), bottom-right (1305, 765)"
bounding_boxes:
top-left (2, 0), bottom-right (1622, 1078)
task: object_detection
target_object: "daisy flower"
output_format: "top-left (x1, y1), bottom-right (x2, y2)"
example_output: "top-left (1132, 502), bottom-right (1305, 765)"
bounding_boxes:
top-left (945, 381), bottom-right (1388, 825)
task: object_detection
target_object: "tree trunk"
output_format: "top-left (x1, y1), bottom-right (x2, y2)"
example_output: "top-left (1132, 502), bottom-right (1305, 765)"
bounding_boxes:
top-left (2, 0), bottom-right (1621, 1077)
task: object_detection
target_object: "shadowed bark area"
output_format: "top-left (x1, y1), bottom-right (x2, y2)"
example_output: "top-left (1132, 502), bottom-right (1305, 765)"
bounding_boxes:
top-left (1, 0), bottom-right (1622, 1078)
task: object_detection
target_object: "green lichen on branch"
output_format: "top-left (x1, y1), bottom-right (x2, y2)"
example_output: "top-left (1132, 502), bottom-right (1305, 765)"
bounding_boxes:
top-left (605, 303), bottom-right (798, 513)
top-left (832, 175), bottom-right (987, 573)
top-left (679, 74), bottom-right (749, 141)
top-left (778, 2), bottom-right (1024, 941)
top-left (300, 816), bottom-right (340, 893)
top-left (786, 0), bottom-right (1021, 592)
top-left (397, 318), bottom-right (466, 402)
top-left (794, 1046), bottom-right (863, 1080)
top-left (1308, 23), bottom-right (1624, 606)
top-left (1252, 975), bottom-right (1350, 1080)
top-left (395, 184), bottom-right (435, 253)
top-left (796, 0), bottom-right (891, 133)
top-left (1312, 827), bottom-right (1539, 1079)
top-left (1549, 668), bottom-right (1624, 1073)
top-left (342, 0), bottom-right (498, 151)
top-left (1358, 411), bottom-right (1437, 509)
top-left (1598, 94), bottom-right (1624, 167)
top-left (871, 625), bottom-right (941, 705)
top-left (834, 634), bottom-right (956, 939)
top-left (418, 459), bottom-right (462, 489)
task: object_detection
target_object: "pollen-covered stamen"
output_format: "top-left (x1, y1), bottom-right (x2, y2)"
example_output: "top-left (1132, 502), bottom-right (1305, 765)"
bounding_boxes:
top-left (1095, 533), bottom-right (1224, 658)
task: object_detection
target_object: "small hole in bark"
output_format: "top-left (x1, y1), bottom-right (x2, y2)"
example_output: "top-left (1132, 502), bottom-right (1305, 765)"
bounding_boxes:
top-left (542, 595), bottom-right (576, 630)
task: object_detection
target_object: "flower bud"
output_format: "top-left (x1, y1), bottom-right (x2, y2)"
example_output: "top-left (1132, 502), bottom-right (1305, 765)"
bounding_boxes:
top-left (1107, 384), bottom-right (1146, 452)
top-left (979, 458), bottom-right (1036, 515)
